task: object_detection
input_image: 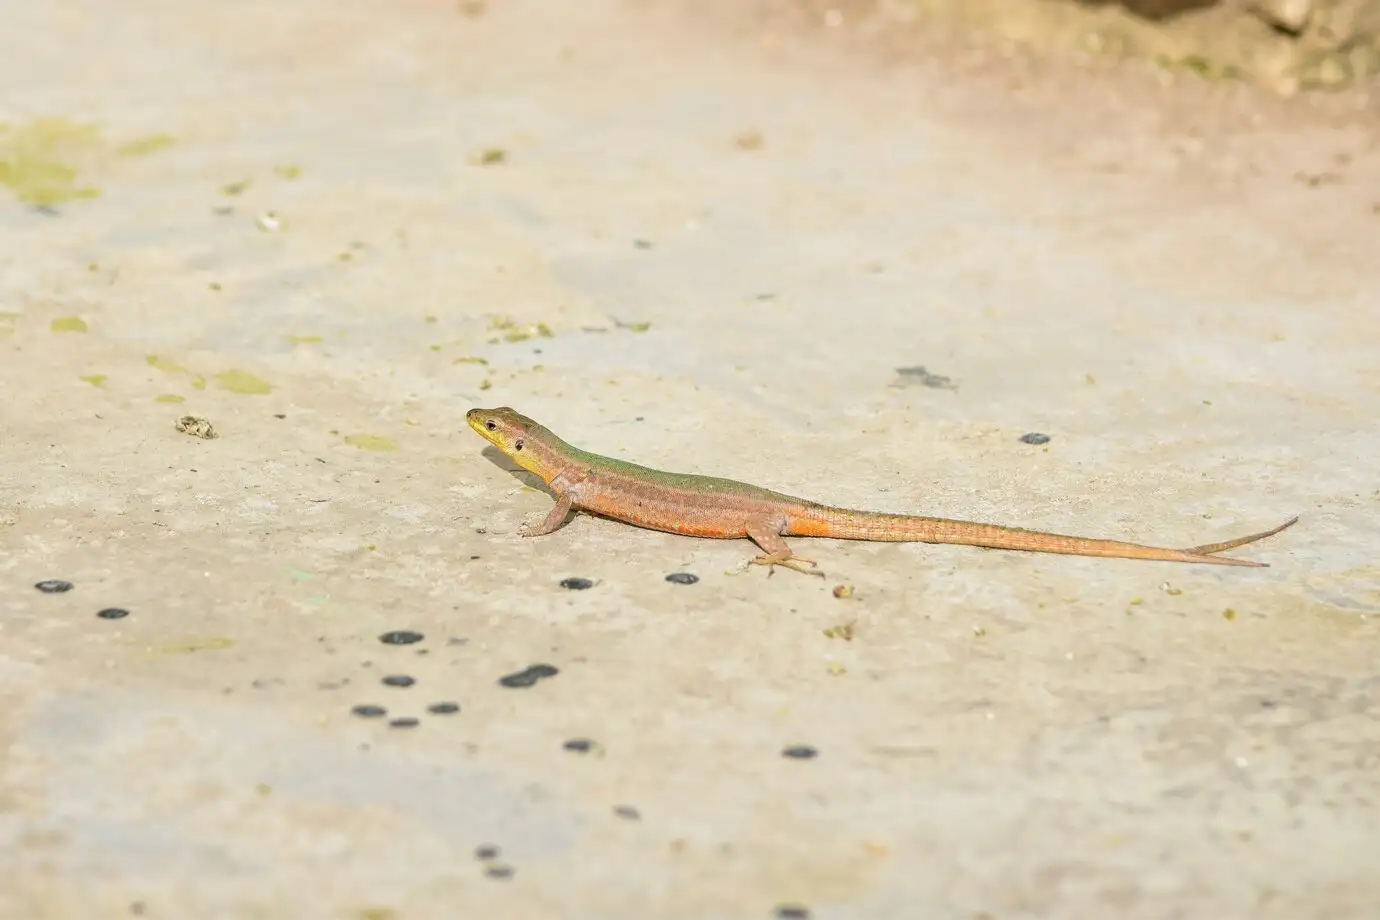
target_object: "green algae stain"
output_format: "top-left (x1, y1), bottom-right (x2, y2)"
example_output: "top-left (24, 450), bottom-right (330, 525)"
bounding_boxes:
top-left (50, 316), bottom-right (88, 333)
top-left (0, 118), bottom-right (103, 207)
top-left (283, 333), bottom-right (322, 345)
top-left (79, 374), bottom-right (107, 387)
top-left (116, 133), bottom-right (176, 157)
top-left (146, 354), bottom-right (186, 374)
top-left (344, 434), bottom-right (397, 452)
top-left (146, 355), bottom-right (208, 391)
top-left (488, 316), bottom-right (554, 343)
top-left (274, 164), bottom-right (301, 179)
top-left (213, 369), bottom-right (272, 395)
top-left (154, 393), bottom-right (185, 404)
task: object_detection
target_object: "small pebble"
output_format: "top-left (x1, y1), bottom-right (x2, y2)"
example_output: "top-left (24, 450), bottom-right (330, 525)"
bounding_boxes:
top-left (665, 572), bottom-right (699, 585)
top-left (34, 580), bottom-right (74, 594)
top-left (563, 738), bottom-right (594, 753)
top-left (475, 844), bottom-right (500, 861)
top-left (382, 674), bottom-right (415, 687)
top-left (1019, 432), bottom-right (1051, 445)
top-left (498, 663), bottom-right (559, 688)
top-left (485, 865), bottom-right (515, 880)
top-left (388, 717), bottom-right (420, 729)
top-left (96, 607), bottom-right (129, 620)
top-left (613, 805), bottom-right (641, 821)
top-left (774, 905), bottom-right (811, 919)
top-left (378, 630), bottom-right (424, 645)
top-left (559, 576), bottom-right (594, 590)
top-left (352, 705), bottom-right (387, 719)
top-left (427, 702), bottom-right (461, 715)
top-left (781, 745), bottom-right (818, 760)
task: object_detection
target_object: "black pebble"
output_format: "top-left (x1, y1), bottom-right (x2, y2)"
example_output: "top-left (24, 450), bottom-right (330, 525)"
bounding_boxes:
top-left (379, 630), bottom-right (424, 645)
top-left (665, 572), bottom-right (699, 585)
top-left (352, 704), bottom-right (387, 718)
top-left (1019, 432), bottom-right (1051, 445)
top-left (96, 607), bottom-right (129, 620)
top-left (475, 844), bottom-right (500, 861)
top-left (389, 717), bottom-right (420, 729)
top-left (427, 702), bottom-right (460, 715)
top-left (774, 905), bottom-right (811, 919)
top-left (781, 745), bottom-right (818, 760)
top-left (498, 664), bottom-right (559, 688)
top-left (563, 738), bottom-right (594, 753)
top-left (559, 577), bottom-right (594, 590)
top-left (613, 805), bottom-right (641, 821)
top-left (485, 865), bottom-right (515, 880)
top-left (382, 674), bottom-right (415, 687)
top-left (34, 580), bottom-right (74, 594)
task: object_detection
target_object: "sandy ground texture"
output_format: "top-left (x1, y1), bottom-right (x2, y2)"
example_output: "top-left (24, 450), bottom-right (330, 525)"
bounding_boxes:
top-left (2, 1), bottom-right (1380, 918)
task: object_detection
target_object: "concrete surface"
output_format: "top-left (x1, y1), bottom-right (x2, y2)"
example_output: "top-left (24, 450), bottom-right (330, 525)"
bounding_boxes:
top-left (2, 1), bottom-right (1379, 918)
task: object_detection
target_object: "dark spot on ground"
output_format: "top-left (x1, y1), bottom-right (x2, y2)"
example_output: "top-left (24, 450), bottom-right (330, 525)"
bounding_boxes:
top-left (893, 365), bottom-right (957, 390)
top-left (97, 607), bottom-right (129, 620)
top-left (1019, 432), bottom-right (1051, 445)
top-left (382, 674), bottom-right (415, 687)
top-left (498, 664), bottom-right (559, 688)
top-left (559, 576), bottom-right (594, 590)
top-left (352, 705), bottom-right (387, 718)
top-left (781, 745), bottom-right (818, 760)
top-left (379, 630), bottom-right (424, 645)
top-left (665, 572), bottom-right (699, 585)
top-left (35, 580), bottom-right (74, 594)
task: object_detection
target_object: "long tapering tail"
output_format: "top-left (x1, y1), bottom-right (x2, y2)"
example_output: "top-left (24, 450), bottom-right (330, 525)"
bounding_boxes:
top-left (785, 510), bottom-right (1298, 567)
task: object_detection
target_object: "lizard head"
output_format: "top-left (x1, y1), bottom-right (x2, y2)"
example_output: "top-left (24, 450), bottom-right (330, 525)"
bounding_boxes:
top-left (466, 406), bottom-right (559, 481)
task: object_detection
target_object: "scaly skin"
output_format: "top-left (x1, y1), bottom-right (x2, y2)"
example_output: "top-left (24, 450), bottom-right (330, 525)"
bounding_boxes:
top-left (466, 407), bottom-right (1298, 576)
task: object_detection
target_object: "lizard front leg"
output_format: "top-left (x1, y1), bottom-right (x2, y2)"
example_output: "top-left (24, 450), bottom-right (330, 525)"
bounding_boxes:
top-left (518, 469), bottom-right (589, 537)
top-left (746, 520), bottom-right (825, 577)
top-left (520, 494), bottom-right (574, 537)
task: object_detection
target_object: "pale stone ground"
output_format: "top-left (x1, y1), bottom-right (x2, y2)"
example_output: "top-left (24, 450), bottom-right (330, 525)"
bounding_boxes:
top-left (1, 2), bottom-right (1379, 919)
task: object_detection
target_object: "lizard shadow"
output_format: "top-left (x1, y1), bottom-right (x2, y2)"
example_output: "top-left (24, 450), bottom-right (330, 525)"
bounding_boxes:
top-left (479, 445), bottom-right (554, 498)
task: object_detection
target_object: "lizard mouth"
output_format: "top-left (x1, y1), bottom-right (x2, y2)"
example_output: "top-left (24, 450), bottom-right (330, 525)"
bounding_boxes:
top-left (466, 408), bottom-right (517, 454)
top-left (465, 410), bottom-right (497, 443)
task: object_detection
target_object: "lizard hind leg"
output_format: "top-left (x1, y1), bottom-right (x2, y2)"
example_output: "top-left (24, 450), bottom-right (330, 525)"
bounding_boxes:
top-left (746, 520), bottom-right (825, 578)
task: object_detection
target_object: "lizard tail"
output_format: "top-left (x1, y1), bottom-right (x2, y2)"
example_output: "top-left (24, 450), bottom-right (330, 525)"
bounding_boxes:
top-left (786, 510), bottom-right (1298, 567)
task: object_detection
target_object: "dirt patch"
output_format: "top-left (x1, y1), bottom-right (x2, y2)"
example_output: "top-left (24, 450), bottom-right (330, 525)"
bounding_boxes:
top-left (770, 0), bottom-right (1380, 95)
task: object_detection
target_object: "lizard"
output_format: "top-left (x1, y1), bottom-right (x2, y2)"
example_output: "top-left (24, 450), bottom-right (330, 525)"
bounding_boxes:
top-left (466, 406), bottom-right (1298, 576)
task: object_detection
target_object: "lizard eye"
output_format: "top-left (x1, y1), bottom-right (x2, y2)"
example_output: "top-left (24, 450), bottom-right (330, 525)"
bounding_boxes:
top-left (485, 420), bottom-right (497, 431)
top-left (514, 439), bottom-right (524, 451)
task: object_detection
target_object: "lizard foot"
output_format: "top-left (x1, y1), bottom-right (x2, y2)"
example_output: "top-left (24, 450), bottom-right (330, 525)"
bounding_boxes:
top-left (750, 553), bottom-right (826, 578)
